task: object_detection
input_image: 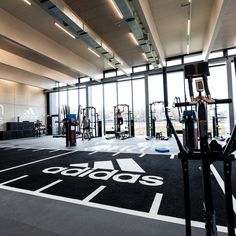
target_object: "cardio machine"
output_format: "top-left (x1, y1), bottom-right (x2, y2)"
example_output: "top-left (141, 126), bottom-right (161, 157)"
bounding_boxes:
top-left (164, 62), bottom-right (235, 236)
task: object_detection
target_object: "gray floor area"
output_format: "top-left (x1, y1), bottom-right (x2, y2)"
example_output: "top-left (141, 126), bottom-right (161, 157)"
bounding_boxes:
top-left (0, 135), bottom-right (179, 154)
top-left (0, 136), bottom-right (229, 235)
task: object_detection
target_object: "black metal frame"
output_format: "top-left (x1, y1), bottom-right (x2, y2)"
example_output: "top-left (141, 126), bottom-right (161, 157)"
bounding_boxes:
top-left (148, 101), bottom-right (163, 138)
top-left (163, 63), bottom-right (235, 236)
top-left (82, 106), bottom-right (100, 138)
top-left (114, 104), bottom-right (133, 139)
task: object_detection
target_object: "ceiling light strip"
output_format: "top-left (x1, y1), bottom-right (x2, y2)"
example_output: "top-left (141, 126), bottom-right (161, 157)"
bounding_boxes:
top-left (55, 22), bottom-right (76, 39)
top-left (110, 0), bottom-right (123, 19)
top-left (187, 19), bottom-right (190, 36)
top-left (186, 0), bottom-right (192, 54)
top-left (23, 0), bottom-right (31, 5)
top-left (129, 32), bottom-right (139, 46)
top-left (142, 53), bottom-right (148, 61)
top-left (108, 62), bottom-right (116, 69)
top-left (186, 44), bottom-right (190, 55)
top-left (88, 47), bottom-right (101, 58)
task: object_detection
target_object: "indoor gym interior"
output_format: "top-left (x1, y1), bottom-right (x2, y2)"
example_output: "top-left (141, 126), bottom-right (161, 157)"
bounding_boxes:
top-left (0, 0), bottom-right (236, 235)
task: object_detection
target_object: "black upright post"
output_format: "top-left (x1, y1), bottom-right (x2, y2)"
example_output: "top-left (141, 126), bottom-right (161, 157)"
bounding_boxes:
top-left (163, 67), bottom-right (191, 235)
top-left (198, 102), bottom-right (217, 236)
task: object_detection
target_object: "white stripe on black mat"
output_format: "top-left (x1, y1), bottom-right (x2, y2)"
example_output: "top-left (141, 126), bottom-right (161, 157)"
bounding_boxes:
top-left (83, 185), bottom-right (106, 203)
top-left (0, 150), bottom-right (78, 173)
top-left (88, 151), bottom-right (97, 155)
top-left (35, 180), bottom-right (63, 193)
top-left (0, 175), bottom-right (29, 185)
top-left (149, 193), bottom-right (163, 216)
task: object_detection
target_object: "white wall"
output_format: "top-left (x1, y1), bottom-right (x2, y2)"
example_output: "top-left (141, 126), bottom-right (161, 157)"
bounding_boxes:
top-left (0, 79), bottom-right (46, 131)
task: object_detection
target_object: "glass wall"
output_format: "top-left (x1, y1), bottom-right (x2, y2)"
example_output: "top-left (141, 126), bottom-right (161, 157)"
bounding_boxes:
top-left (167, 71), bottom-right (185, 132)
top-left (208, 65), bottom-right (229, 136)
top-left (148, 74), bottom-right (166, 135)
top-left (49, 92), bottom-right (58, 115)
top-left (118, 80), bottom-right (132, 107)
top-left (49, 92), bottom-right (59, 135)
top-left (79, 87), bottom-right (86, 108)
top-left (231, 61), bottom-right (236, 123)
top-left (132, 78), bottom-right (146, 135)
top-left (91, 84), bottom-right (103, 126)
top-left (68, 89), bottom-right (78, 115)
top-left (104, 83), bottom-right (117, 131)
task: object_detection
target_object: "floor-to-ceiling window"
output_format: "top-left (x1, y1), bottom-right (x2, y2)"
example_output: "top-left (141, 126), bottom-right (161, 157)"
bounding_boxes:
top-left (148, 74), bottom-right (166, 135)
top-left (117, 80), bottom-right (132, 106)
top-left (104, 82), bottom-right (117, 132)
top-left (231, 60), bottom-right (236, 124)
top-left (79, 87), bottom-right (86, 108)
top-left (132, 78), bottom-right (146, 135)
top-left (49, 92), bottom-right (59, 135)
top-left (167, 71), bottom-right (185, 132)
top-left (68, 89), bottom-right (78, 115)
top-left (208, 64), bottom-right (229, 136)
top-left (91, 84), bottom-right (103, 134)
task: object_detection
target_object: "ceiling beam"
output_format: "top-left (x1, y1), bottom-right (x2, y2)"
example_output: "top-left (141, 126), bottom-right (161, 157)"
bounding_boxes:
top-left (0, 63), bottom-right (56, 89)
top-left (0, 49), bottom-right (76, 85)
top-left (137, 0), bottom-right (166, 67)
top-left (0, 8), bottom-right (102, 81)
top-left (202, 0), bottom-right (231, 61)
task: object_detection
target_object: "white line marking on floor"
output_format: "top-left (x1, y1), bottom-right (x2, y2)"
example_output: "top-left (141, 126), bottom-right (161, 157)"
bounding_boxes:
top-left (112, 152), bottom-right (120, 156)
top-left (0, 150), bottom-right (78, 173)
top-left (0, 185), bottom-right (229, 233)
top-left (211, 164), bottom-right (236, 214)
top-left (170, 154), bottom-right (175, 160)
top-left (0, 175), bottom-right (29, 185)
top-left (17, 148), bottom-right (29, 151)
top-left (88, 151), bottom-right (98, 155)
top-left (49, 149), bottom-right (60, 153)
top-left (32, 149), bottom-right (42, 152)
top-left (149, 193), bottom-right (163, 216)
top-left (35, 180), bottom-right (63, 193)
top-left (139, 153), bottom-right (146, 158)
top-left (116, 158), bottom-right (145, 173)
top-left (83, 185), bottom-right (106, 203)
top-left (3, 147), bottom-right (14, 150)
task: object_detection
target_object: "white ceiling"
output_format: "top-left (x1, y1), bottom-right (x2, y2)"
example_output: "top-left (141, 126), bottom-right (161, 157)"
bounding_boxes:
top-left (0, 0), bottom-right (235, 89)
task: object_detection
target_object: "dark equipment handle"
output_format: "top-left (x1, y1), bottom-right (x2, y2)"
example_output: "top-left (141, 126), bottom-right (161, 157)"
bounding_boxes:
top-left (208, 98), bottom-right (232, 105)
top-left (174, 102), bottom-right (193, 107)
top-left (202, 74), bottom-right (211, 97)
top-left (188, 77), bottom-right (194, 98)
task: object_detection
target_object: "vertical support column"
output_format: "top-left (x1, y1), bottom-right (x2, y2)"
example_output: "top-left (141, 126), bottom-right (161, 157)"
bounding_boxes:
top-left (85, 84), bottom-right (89, 108)
top-left (131, 76), bottom-right (134, 123)
top-left (226, 59), bottom-right (234, 132)
top-left (163, 67), bottom-right (171, 137)
top-left (102, 84), bottom-right (106, 135)
top-left (163, 67), bottom-right (168, 111)
top-left (116, 81), bottom-right (119, 105)
top-left (57, 82), bottom-right (61, 135)
top-left (144, 73), bottom-right (149, 136)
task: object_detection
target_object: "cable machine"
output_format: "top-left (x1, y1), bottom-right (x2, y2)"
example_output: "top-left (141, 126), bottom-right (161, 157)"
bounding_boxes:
top-left (114, 104), bottom-right (134, 140)
top-left (82, 106), bottom-right (102, 138)
top-left (164, 62), bottom-right (235, 236)
top-left (146, 101), bottom-right (166, 140)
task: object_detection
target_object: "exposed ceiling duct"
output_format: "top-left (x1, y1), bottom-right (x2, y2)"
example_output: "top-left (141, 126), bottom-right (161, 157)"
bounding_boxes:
top-left (114, 0), bottom-right (160, 68)
top-left (37, 0), bottom-right (127, 72)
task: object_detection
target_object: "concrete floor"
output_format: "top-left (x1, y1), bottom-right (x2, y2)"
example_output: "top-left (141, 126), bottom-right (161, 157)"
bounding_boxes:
top-left (0, 136), bottom-right (230, 235)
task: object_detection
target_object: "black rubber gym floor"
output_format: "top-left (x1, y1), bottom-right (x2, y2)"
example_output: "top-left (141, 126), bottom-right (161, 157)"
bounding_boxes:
top-left (0, 148), bottom-right (235, 230)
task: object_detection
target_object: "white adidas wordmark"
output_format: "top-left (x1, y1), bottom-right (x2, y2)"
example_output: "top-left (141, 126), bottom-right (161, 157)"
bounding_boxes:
top-left (42, 158), bottom-right (163, 187)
